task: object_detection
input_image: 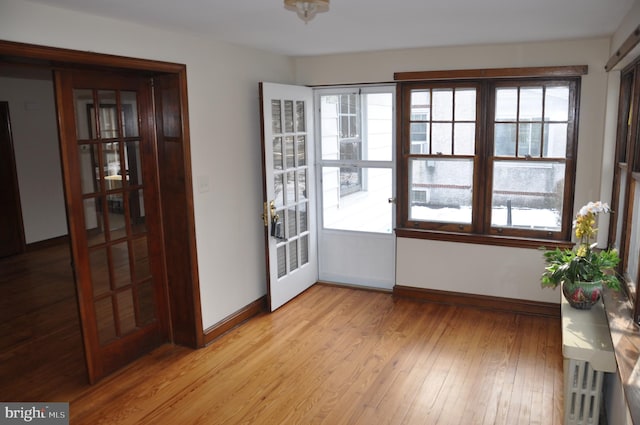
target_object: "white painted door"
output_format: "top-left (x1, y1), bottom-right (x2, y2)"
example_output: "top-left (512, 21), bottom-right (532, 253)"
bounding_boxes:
top-left (259, 82), bottom-right (318, 311)
top-left (315, 86), bottom-right (396, 290)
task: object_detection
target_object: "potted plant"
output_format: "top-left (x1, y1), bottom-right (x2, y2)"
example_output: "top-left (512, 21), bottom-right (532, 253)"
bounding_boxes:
top-left (541, 201), bottom-right (621, 309)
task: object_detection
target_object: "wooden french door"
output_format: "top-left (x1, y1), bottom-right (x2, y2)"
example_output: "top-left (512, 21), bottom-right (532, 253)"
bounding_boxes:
top-left (55, 70), bottom-right (169, 382)
top-left (259, 82), bottom-right (318, 311)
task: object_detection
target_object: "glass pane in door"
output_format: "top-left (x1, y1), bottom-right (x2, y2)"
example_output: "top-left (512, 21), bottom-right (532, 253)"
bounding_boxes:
top-left (277, 245), bottom-right (286, 278)
top-left (89, 247), bottom-right (110, 297)
top-left (322, 167), bottom-right (393, 233)
top-left (133, 237), bottom-right (151, 280)
top-left (284, 100), bottom-right (294, 133)
top-left (117, 289), bottom-right (136, 335)
top-left (84, 197), bottom-right (105, 246)
top-left (74, 89), bottom-right (94, 140)
top-left (120, 91), bottom-right (139, 137)
top-left (137, 281), bottom-right (156, 326)
top-left (95, 297), bottom-right (117, 344)
top-left (319, 91), bottom-right (394, 234)
top-left (78, 144), bottom-right (100, 194)
top-left (112, 241), bottom-right (130, 288)
top-left (364, 93), bottom-right (393, 161)
top-left (125, 141), bottom-right (143, 186)
top-left (73, 86), bottom-right (158, 347)
top-left (273, 137), bottom-right (283, 170)
top-left (130, 189), bottom-right (146, 235)
top-left (98, 91), bottom-right (119, 139)
top-left (270, 96), bottom-right (311, 279)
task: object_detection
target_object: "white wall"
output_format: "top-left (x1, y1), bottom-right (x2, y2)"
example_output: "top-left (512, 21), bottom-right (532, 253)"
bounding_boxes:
top-left (0, 74), bottom-right (67, 243)
top-left (611, 0), bottom-right (640, 53)
top-left (0, 0), bottom-right (295, 330)
top-left (295, 38), bottom-right (611, 304)
top-left (395, 238), bottom-right (549, 300)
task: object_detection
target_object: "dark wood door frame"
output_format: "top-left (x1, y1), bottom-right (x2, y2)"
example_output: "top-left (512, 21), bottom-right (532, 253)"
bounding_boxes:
top-left (0, 40), bottom-right (204, 350)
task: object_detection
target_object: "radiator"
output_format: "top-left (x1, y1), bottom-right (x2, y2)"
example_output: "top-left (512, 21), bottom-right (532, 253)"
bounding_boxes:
top-left (564, 358), bottom-right (605, 425)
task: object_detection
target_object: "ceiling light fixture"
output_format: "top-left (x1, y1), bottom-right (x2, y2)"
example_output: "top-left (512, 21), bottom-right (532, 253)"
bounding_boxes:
top-left (284, 0), bottom-right (329, 23)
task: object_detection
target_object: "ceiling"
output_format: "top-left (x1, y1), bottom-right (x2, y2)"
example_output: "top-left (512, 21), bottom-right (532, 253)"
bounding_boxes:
top-left (25, 0), bottom-right (636, 56)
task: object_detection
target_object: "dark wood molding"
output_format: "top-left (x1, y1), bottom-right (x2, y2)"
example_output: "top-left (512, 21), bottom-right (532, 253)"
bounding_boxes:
top-left (602, 288), bottom-right (640, 425)
top-left (395, 228), bottom-right (573, 250)
top-left (394, 65), bottom-right (588, 81)
top-left (393, 285), bottom-right (560, 318)
top-left (606, 25), bottom-right (640, 72)
top-left (203, 297), bottom-right (267, 346)
top-left (153, 73), bottom-right (203, 349)
top-left (0, 39), bottom-right (184, 73)
top-left (177, 67), bottom-right (204, 348)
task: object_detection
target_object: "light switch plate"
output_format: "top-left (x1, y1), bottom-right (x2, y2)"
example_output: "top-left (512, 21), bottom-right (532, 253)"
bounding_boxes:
top-left (197, 175), bottom-right (210, 193)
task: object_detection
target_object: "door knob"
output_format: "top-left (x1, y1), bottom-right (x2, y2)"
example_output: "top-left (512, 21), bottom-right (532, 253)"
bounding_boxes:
top-left (262, 200), bottom-right (279, 226)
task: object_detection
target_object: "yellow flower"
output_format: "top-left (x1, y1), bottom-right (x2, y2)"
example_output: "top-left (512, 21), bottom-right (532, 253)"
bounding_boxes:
top-left (576, 244), bottom-right (588, 257)
top-left (574, 209), bottom-right (599, 243)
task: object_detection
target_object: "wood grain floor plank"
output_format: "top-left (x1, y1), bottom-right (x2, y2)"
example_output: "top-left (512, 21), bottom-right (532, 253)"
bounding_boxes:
top-left (457, 311), bottom-right (508, 424)
top-left (476, 314), bottom-right (519, 425)
top-left (352, 303), bottom-right (453, 425)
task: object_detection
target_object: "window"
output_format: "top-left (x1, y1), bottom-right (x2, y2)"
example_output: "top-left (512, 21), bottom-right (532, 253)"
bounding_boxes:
top-left (490, 83), bottom-right (573, 234)
top-left (407, 85), bottom-right (477, 227)
top-left (610, 60), bottom-right (640, 324)
top-left (397, 68), bottom-right (583, 245)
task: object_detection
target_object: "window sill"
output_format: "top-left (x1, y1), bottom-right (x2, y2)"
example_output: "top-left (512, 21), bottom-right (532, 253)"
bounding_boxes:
top-left (602, 288), bottom-right (640, 425)
top-left (395, 227), bottom-right (573, 250)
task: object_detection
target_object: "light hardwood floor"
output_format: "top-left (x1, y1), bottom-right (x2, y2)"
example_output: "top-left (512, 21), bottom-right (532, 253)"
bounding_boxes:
top-left (1, 245), bottom-right (563, 424)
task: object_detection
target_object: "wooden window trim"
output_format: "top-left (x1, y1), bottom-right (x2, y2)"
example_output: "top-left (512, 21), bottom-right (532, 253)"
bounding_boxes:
top-left (394, 65), bottom-right (588, 82)
top-left (609, 58), bottom-right (640, 325)
top-left (485, 79), bottom-right (580, 241)
top-left (399, 80), bottom-right (483, 234)
top-left (395, 228), bottom-right (573, 250)
top-left (397, 70), bottom-right (581, 247)
top-left (605, 25), bottom-right (640, 72)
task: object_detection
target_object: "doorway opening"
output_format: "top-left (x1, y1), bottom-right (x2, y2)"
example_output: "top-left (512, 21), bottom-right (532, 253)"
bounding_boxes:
top-left (315, 85), bottom-right (396, 290)
top-left (0, 68), bottom-right (84, 398)
top-left (0, 40), bottom-right (202, 388)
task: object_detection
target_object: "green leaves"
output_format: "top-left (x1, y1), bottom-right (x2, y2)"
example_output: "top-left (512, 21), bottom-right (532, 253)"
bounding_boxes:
top-left (540, 246), bottom-right (621, 291)
top-left (543, 201), bottom-right (622, 291)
